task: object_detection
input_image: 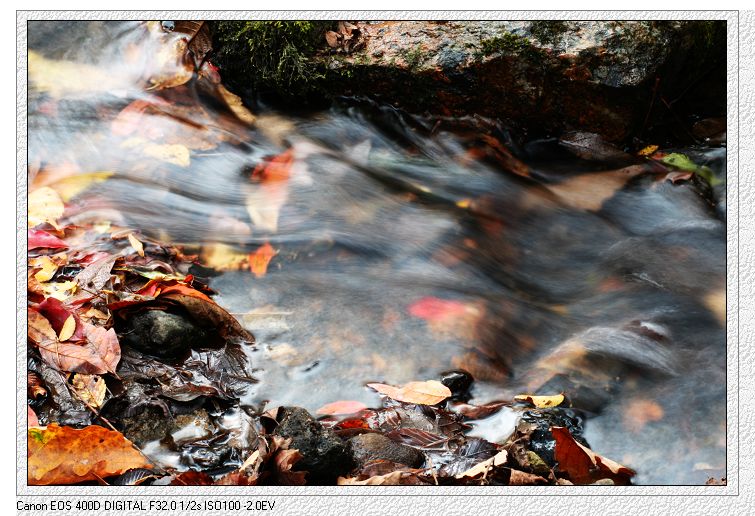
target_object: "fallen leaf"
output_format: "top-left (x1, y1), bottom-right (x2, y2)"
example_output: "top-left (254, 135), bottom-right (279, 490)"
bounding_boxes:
top-left (216, 83), bottom-right (256, 125)
top-left (273, 448), bottom-right (307, 485)
top-left (507, 469), bottom-right (548, 485)
top-left (367, 380), bottom-right (451, 405)
top-left (246, 150), bottom-right (293, 232)
top-left (37, 297), bottom-right (83, 340)
top-left (75, 254), bottom-right (118, 291)
top-left (28, 423), bottom-right (151, 485)
top-left (70, 374), bottom-right (107, 408)
top-left (316, 400), bottom-right (368, 415)
top-left (58, 315), bottom-right (76, 342)
top-left (514, 393), bottom-right (565, 409)
top-left (127, 233), bottom-right (145, 257)
top-left (121, 137), bottom-right (191, 167)
top-left (455, 450), bottom-right (508, 479)
top-left (200, 243), bottom-right (249, 271)
top-left (547, 165), bottom-right (648, 211)
top-left (337, 471), bottom-right (420, 485)
top-left (48, 171), bottom-right (114, 202)
top-left (250, 242), bottom-right (276, 278)
top-left (29, 187), bottom-right (64, 229)
top-left (32, 256), bottom-right (58, 282)
top-left (28, 406), bottom-right (39, 428)
top-left (551, 426), bottom-right (635, 485)
top-left (28, 50), bottom-right (127, 98)
top-left (622, 399), bottom-right (664, 433)
top-left (41, 280), bottom-right (78, 301)
top-left (28, 229), bottom-right (68, 249)
top-left (704, 288), bottom-right (726, 326)
top-left (638, 144), bottom-right (659, 156)
top-left (168, 470), bottom-right (214, 486)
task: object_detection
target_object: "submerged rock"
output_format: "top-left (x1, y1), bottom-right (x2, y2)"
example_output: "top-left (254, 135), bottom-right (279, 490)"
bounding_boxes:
top-left (273, 407), bottom-right (355, 483)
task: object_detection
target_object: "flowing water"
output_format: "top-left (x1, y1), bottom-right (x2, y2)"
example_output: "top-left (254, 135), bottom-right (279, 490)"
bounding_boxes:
top-left (27, 21), bottom-right (727, 484)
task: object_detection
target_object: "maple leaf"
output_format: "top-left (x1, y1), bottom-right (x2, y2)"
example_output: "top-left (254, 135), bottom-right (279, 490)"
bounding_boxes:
top-left (28, 424), bottom-right (151, 485)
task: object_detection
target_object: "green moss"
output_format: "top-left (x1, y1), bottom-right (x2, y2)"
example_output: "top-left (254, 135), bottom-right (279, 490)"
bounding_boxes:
top-left (530, 21), bottom-right (569, 45)
top-left (399, 44), bottom-right (425, 69)
top-left (478, 33), bottom-right (534, 58)
top-left (212, 21), bottom-right (335, 97)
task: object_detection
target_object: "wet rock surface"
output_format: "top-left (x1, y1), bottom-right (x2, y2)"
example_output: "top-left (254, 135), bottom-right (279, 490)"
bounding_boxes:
top-left (117, 309), bottom-right (207, 359)
top-left (273, 407), bottom-right (355, 483)
top-left (214, 20), bottom-right (725, 143)
top-left (349, 432), bottom-right (425, 468)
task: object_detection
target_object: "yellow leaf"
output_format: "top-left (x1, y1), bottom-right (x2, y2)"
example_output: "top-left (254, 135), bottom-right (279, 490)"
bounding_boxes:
top-left (120, 138), bottom-right (191, 167)
top-left (217, 83), bottom-right (256, 125)
top-left (29, 187), bottom-right (64, 229)
top-left (28, 50), bottom-right (126, 98)
top-left (638, 144), bottom-right (659, 156)
top-left (127, 233), bottom-right (145, 257)
top-left (32, 256), bottom-right (58, 282)
top-left (58, 315), bottom-right (76, 342)
top-left (70, 374), bottom-right (107, 408)
top-left (49, 171), bottom-right (113, 202)
top-left (514, 393), bottom-right (565, 408)
top-left (200, 243), bottom-right (248, 271)
top-left (42, 281), bottom-right (78, 301)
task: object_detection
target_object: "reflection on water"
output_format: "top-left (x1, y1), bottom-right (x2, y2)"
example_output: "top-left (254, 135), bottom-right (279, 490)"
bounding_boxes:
top-left (28, 21), bottom-right (726, 484)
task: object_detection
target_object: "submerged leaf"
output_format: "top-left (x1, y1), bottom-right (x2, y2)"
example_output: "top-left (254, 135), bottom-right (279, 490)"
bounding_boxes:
top-left (250, 242), bottom-right (276, 278)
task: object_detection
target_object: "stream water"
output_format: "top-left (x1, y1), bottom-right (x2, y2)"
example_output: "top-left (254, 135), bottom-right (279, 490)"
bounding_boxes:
top-left (27, 21), bottom-right (727, 484)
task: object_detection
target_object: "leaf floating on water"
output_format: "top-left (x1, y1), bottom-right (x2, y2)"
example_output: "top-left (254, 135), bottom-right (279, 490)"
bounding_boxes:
top-left (551, 426), bottom-right (635, 485)
top-left (121, 137), bottom-right (191, 167)
top-left (315, 400), bottom-right (368, 415)
top-left (28, 423), bottom-right (151, 485)
top-left (250, 242), bottom-right (276, 278)
top-left (513, 393), bottom-right (565, 409)
top-left (29, 187), bottom-right (64, 229)
top-left (367, 380), bottom-right (451, 406)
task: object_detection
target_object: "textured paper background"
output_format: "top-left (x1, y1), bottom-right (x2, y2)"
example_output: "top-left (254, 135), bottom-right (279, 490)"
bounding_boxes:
top-left (16, 10), bottom-right (751, 513)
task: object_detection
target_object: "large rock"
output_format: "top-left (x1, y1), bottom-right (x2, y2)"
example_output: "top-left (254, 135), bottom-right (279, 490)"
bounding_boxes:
top-left (213, 20), bottom-right (725, 143)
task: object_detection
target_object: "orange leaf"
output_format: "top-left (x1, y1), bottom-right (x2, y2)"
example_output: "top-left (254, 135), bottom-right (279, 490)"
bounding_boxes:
top-left (315, 400), bottom-right (368, 415)
top-left (28, 424), bottom-right (151, 485)
top-left (552, 426), bottom-right (635, 485)
top-left (367, 380), bottom-right (451, 405)
top-left (249, 242), bottom-right (276, 278)
top-left (408, 297), bottom-right (470, 322)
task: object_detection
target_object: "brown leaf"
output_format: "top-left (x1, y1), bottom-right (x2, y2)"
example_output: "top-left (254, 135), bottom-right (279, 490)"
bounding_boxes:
top-left (552, 426), bottom-right (635, 485)
top-left (325, 31), bottom-right (340, 48)
top-left (367, 380), bottom-right (451, 406)
top-left (547, 165), bottom-right (648, 211)
top-left (169, 470), bottom-right (214, 486)
top-left (75, 254), bottom-right (118, 291)
top-left (70, 374), bottom-right (107, 409)
top-left (160, 291), bottom-right (255, 344)
top-left (337, 471), bottom-right (422, 485)
top-left (216, 83), bottom-right (256, 125)
top-left (28, 424), bottom-right (151, 485)
top-left (273, 448), bottom-right (307, 485)
top-left (506, 468), bottom-right (548, 485)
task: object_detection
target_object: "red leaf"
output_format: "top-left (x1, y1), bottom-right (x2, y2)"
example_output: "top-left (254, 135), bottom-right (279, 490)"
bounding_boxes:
top-left (408, 297), bottom-right (470, 322)
top-left (27, 406), bottom-right (39, 427)
top-left (552, 426), bottom-right (635, 485)
top-left (28, 229), bottom-right (67, 250)
top-left (37, 298), bottom-right (85, 341)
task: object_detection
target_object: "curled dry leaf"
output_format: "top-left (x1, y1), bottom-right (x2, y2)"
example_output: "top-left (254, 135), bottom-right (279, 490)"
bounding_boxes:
top-left (367, 380), bottom-right (451, 406)
top-left (337, 471), bottom-right (420, 485)
top-left (316, 400), bottom-right (368, 416)
top-left (28, 423), bottom-right (151, 485)
top-left (127, 233), bottom-right (145, 257)
top-left (551, 426), bottom-right (635, 485)
top-left (513, 393), bottom-right (565, 409)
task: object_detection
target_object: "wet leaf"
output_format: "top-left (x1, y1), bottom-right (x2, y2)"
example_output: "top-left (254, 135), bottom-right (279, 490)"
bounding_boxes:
top-left (273, 448), bottom-right (307, 485)
top-left (200, 243), bottom-right (249, 271)
top-left (246, 150), bottom-right (293, 233)
top-left (127, 233), bottom-right (145, 257)
top-left (28, 229), bottom-right (68, 250)
top-left (216, 83), bottom-right (256, 125)
top-left (28, 423), bottom-right (151, 485)
top-left (28, 50), bottom-right (126, 98)
top-left (454, 450), bottom-right (508, 479)
top-left (32, 256), bottom-right (58, 282)
top-left (367, 380), bottom-right (451, 405)
top-left (551, 426), bottom-right (635, 485)
top-left (316, 400), bottom-right (368, 416)
top-left (638, 144), bottom-right (659, 156)
top-left (121, 137), bottom-right (191, 167)
top-left (28, 406), bottom-right (40, 428)
top-left (250, 242), bottom-right (276, 278)
top-left (37, 297), bottom-right (83, 340)
top-left (408, 297), bottom-right (471, 322)
top-left (41, 280), bottom-right (78, 301)
top-left (48, 171), bottom-right (113, 202)
top-left (29, 187), bottom-right (64, 229)
top-left (547, 165), bottom-right (648, 211)
top-left (337, 471), bottom-right (422, 485)
top-left (70, 374), bottom-right (107, 408)
top-left (514, 393), bottom-right (565, 409)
